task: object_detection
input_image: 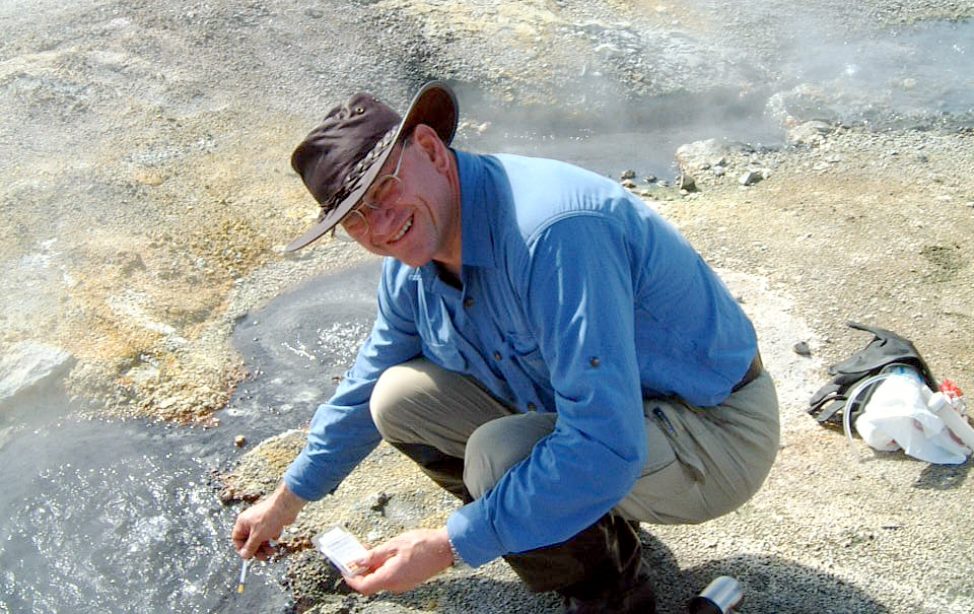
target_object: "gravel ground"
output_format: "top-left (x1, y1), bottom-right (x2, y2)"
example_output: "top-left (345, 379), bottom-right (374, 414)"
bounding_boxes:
top-left (2, 1), bottom-right (973, 612)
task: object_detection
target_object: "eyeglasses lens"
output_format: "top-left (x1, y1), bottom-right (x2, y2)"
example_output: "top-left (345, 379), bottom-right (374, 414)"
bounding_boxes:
top-left (340, 141), bottom-right (408, 236)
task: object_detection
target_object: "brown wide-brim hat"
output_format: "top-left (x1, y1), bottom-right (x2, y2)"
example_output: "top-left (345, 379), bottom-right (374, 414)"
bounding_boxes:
top-left (285, 81), bottom-right (459, 252)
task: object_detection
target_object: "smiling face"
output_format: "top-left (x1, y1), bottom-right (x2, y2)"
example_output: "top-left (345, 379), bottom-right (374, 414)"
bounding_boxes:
top-left (341, 124), bottom-right (462, 274)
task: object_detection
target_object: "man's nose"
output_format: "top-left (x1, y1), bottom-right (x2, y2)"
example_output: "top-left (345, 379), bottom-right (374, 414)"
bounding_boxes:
top-left (367, 204), bottom-right (399, 237)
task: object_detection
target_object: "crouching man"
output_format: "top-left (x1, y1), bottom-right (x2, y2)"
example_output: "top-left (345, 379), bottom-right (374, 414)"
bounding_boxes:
top-left (233, 81), bottom-right (779, 613)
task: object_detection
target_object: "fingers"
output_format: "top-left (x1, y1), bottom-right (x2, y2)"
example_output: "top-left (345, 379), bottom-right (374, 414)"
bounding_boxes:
top-left (232, 505), bottom-right (281, 560)
top-left (242, 529), bottom-right (281, 560)
top-left (335, 547), bottom-right (380, 580)
top-left (231, 516), bottom-right (251, 553)
top-left (240, 544), bottom-right (274, 562)
top-left (231, 485), bottom-right (307, 560)
top-left (344, 560), bottom-right (397, 596)
top-left (342, 543), bottom-right (399, 595)
top-left (234, 510), bottom-right (261, 559)
top-left (353, 543), bottom-right (394, 572)
top-left (238, 535), bottom-right (277, 561)
top-left (341, 529), bottom-right (453, 595)
top-left (257, 540), bottom-right (278, 560)
top-left (242, 532), bottom-right (263, 559)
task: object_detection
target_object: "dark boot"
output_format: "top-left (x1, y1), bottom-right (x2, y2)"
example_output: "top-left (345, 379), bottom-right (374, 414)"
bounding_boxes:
top-left (504, 514), bottom-right (656, 614)
top-left (563, 569), bottom-right (656, 614)
top-left (388, 441), bottom-right (472, 503)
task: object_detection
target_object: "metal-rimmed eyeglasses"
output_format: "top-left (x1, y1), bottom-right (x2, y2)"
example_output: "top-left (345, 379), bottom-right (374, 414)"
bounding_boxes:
top-left (341, 138), bottom-right (411, 236)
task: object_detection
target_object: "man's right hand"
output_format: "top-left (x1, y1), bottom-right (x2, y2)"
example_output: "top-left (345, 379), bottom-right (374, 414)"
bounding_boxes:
top-left (232, 483), bottom-right (307, 560)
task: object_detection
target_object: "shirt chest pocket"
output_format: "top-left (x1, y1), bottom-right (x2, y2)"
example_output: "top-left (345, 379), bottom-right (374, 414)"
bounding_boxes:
top-left (417, 297), bottom-right (468, 371)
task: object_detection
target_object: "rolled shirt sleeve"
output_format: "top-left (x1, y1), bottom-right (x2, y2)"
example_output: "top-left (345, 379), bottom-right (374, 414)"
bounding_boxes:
top-left (284, 261), bottom-right (423, 501)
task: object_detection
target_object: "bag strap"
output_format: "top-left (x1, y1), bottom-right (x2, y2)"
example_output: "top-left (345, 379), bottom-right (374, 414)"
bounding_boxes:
top-left (807, 322), bottom-right (938, 425)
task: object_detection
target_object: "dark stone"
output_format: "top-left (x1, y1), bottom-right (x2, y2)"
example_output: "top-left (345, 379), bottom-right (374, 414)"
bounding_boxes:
top-left (793, 341), bottom-right (812, 357)
top-left (739, 170), bottom-right (764, 186)
top-left (370, 491), bottom-right (391, 514)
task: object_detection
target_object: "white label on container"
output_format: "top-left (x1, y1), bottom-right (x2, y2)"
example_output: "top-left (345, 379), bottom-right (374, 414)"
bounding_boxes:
top-left (313, 527), bottom-right (369, 576)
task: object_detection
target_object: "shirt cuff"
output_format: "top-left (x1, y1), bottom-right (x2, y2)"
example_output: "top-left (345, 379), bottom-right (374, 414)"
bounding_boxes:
top-left (446, 500), bottom-right (505, 568)
top-left (283, 451), bottom-right (334, 502)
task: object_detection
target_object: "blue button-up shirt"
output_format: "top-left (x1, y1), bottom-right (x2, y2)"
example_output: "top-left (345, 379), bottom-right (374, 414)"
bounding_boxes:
top-left (284, 150), bottom-right (757, 567)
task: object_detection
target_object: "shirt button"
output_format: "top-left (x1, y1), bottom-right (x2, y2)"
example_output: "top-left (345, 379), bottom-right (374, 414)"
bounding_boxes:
top-left (527, 402), bottom-right (537, 411)
top-left (493, 351), bottom-right (502, 361)
top-left (463, 297), bottom-right (475, 308)
top-left (590, 357), bottom-right (601, 367)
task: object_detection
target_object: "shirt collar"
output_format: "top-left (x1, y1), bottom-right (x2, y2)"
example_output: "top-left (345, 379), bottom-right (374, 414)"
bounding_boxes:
top-left (413, 149), bottom-right (497, 292)
top-left (454, 149), bottom-right (497, 270)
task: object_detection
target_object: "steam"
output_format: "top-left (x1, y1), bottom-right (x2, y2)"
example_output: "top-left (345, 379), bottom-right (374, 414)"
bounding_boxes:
top-left (450, 15), bottom-right (972, 180)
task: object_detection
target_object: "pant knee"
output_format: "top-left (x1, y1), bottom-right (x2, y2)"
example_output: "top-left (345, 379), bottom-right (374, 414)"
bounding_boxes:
top-left (464, 413), bottom-right (555, 499)
top-left (369, 364), bottom-right (421, 443)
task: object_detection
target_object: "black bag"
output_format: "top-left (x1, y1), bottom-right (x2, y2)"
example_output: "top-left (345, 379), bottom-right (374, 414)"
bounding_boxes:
top-left (808, 322), bottom-right (938, 426)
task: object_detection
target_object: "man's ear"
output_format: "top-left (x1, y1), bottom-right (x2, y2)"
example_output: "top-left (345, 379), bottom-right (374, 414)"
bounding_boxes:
top-left (411, 124), bottom-right (450, 171)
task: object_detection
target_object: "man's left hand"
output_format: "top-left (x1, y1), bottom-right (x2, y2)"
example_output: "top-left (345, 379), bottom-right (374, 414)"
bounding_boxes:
top-left (343, 527), bottom-right (456, 595)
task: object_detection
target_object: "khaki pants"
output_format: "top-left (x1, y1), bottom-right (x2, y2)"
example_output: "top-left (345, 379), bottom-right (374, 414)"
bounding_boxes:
top-left (371, 358), bottom-right (779, 526)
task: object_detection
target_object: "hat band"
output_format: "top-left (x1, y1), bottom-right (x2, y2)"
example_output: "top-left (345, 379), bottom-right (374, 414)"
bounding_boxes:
top-left (319, 126), bottom-right (399, 220)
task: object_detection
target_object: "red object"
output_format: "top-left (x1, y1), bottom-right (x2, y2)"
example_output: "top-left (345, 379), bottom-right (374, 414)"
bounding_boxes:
top-left (940, 379), bottom-right (964, 401)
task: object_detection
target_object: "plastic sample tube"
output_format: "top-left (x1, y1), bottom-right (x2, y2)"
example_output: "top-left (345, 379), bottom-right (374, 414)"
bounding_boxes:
top-left (237, 559), bottom-right (250, 594)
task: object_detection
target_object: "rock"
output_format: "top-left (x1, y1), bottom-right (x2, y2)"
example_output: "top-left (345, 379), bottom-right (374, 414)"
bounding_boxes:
top-left (676, 138), bottom-right (728, 175)
top-left (369, 491), bottom-right (391, 514)
top-left (787, 121), bottom-right (832, 146)
top-left (739, 170), bottom-right (764, 186)
top-left (621, 179), bottom-right (636, 189)
top-left (234, 435), bottom-right (247, 447)
top-left (679, 174), bottom-right (698, 192)
top-left (793, 341), bottom-right (812, 357)
top-left (766, 84), bottom-right (840, 128)
top-left (0, 341), bottom-right (75, 406)
top-left (284, 548), bottom-right (350, 610)
top-left (218, 429), bottom-right (307, 504)
top-left (366, 529), bottom-right (384, 543)
top-left (620, 169), bottom-right (636, 180)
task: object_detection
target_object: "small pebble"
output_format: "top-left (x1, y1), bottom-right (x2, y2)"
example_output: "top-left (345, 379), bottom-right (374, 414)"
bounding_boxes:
top-left (739, 170), bottom-right (763, 186)
top-left (234, 435), bottom-right (247, 447)
top-left (793, 341), bottom-right (812, 357)
top-left (370, 492), bottom-right (391, 514)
